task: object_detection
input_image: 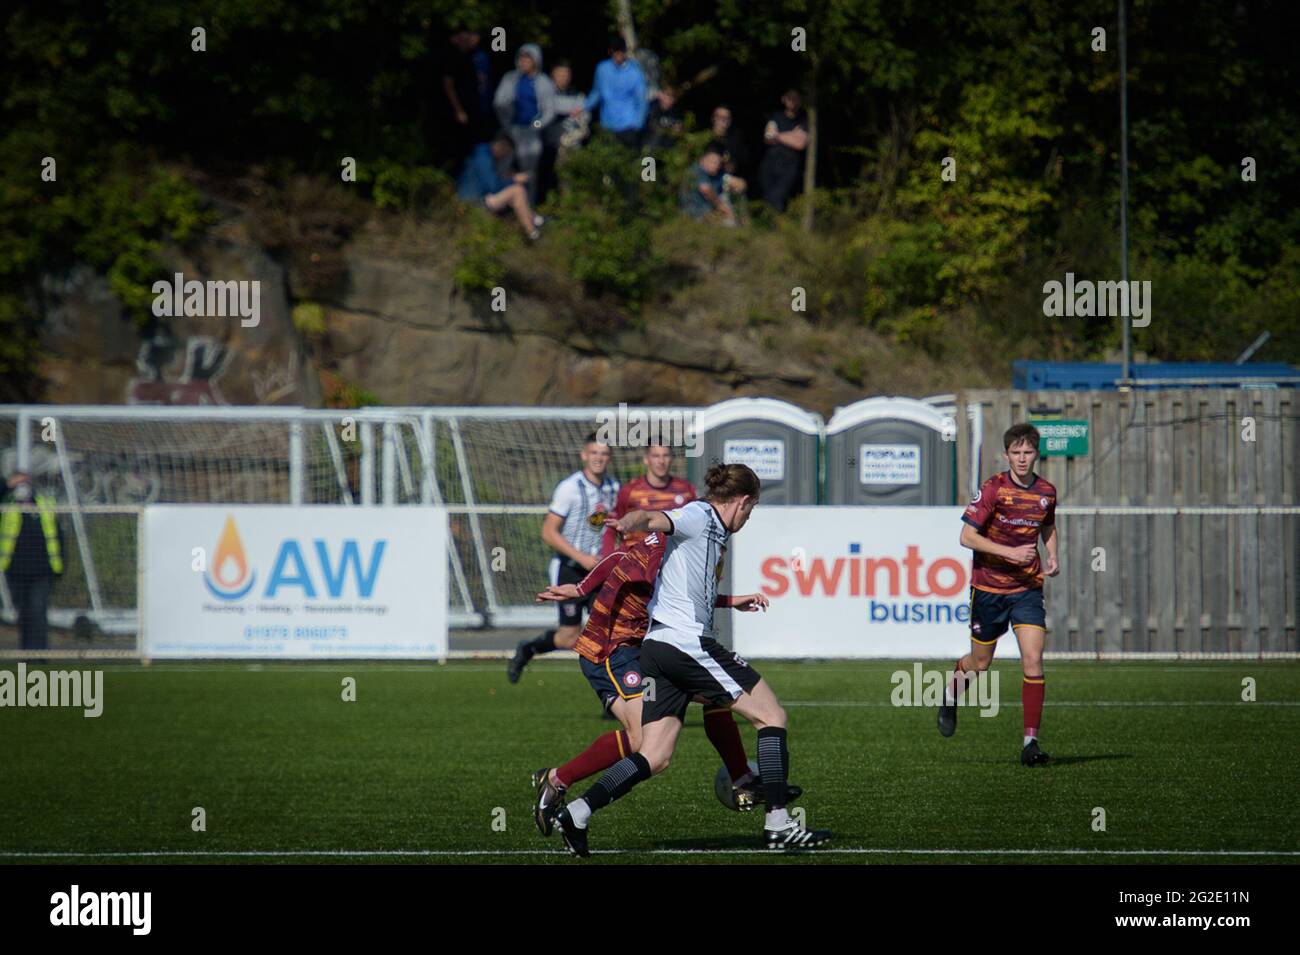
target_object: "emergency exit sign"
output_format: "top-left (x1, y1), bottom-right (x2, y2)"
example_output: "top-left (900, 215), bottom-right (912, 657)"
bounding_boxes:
top-left (1030, 419), bottom-right (1089, 457)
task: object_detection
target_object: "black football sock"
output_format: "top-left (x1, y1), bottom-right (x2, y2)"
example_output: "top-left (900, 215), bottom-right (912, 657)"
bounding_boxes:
top-left (757, 727), bottom-right (789, 812)
top-left (527, 629), bottom-right (557, 656)
top-left (580, 754), bottom-right (652, 813)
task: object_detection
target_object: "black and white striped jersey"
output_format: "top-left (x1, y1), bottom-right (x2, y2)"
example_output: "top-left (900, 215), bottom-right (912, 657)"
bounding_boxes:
top-left (547, 470), bottom-right (620, 557)
top-left (645, 499), bottom-right (730, 639)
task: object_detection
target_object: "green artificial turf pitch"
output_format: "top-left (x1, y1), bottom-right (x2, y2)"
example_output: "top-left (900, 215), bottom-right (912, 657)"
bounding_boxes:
top-left (1, 659), bottom-right (1297, 864)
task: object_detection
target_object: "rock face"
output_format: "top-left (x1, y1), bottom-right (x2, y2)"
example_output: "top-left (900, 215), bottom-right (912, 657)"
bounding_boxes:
top-left (38, 224), bottom-right (320, 407)
top-left (35, 207), bottom-right (872, 415)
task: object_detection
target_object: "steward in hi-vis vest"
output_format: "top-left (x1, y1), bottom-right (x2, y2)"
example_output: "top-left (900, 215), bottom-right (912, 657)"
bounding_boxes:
top-left (2, 473), bottom-right (64, 652)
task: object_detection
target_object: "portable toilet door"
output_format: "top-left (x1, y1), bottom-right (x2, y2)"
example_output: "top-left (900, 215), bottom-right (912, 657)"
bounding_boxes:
top-left (685, 397), bottom-right (823, 505)
top-left (824, 397), bottom-right (957, 505)
top-left (685, 398), bottom-right (823, 649)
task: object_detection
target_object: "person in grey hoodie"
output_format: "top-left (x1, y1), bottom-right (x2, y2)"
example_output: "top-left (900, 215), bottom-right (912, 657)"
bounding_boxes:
top-left (493, 43), bottom-right (555, 204)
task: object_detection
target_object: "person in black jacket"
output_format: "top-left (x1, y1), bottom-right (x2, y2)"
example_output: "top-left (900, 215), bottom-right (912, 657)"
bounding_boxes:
top-left (1, 472), bottom-right (65, 652)
top-left (758, 90), bottom-right (809, 213)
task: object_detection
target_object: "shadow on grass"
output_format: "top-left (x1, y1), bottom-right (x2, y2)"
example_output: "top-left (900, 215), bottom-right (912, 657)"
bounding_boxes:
top-left (655, 834), bottom-right (773, 851)
top-left (1042, 753), bottom-right (1135, 767)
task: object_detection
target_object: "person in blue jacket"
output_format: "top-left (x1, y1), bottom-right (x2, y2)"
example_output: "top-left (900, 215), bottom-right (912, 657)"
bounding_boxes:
top-left (457, 135), bottom-right (544, 240)
top-left (575, 37), bottom-right (647, 149)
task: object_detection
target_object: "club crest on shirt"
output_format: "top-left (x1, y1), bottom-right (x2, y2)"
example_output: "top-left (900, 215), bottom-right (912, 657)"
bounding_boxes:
top-left (674, 494), bottom-right (685, 504)
top-left (623, 671), bottom-right (641, 688)
top-left (1040, 497), bottom-right (1049, 508)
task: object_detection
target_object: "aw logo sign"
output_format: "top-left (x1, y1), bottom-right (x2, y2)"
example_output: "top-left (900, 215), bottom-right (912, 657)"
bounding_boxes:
top-left (205, 516), bottom-right (257, 599)
top-left (145, 505), bottom-right (448, 659)
top-left (202, 514), bottom-right (386, 602)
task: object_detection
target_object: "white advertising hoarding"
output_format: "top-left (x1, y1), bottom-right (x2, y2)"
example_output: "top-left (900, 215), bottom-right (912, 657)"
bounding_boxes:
top-left (730, 506), bottom-right (1020, 658)
top-left (143, 505), bottom-right (448, 659)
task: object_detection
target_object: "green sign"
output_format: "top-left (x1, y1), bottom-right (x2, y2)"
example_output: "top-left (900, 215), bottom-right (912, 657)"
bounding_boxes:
top-left (1031, 419), bottom-right (1089, 457)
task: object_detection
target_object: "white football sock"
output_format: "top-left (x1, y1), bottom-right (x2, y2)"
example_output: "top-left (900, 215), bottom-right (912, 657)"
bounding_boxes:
top-left (945, 668), bottom-right (966, 705)
top-left (568, 798), bottom-right (592, 828)
top-left (765, 807), bottom-right (790, 829)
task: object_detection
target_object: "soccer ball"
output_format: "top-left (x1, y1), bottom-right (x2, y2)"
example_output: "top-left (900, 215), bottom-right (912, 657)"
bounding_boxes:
top-left (713, 759), bottom-right (759, 811)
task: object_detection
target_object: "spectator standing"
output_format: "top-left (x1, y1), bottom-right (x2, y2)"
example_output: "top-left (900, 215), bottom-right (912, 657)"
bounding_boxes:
top-left (546, 60), bottom-right (589, 151)
top-left (441, 25), bottom-right (495, 168)
top-left (707, 104), bottom-right (750, 179)
top-left (0, 472), bottom-right (64, 653)
top-left (644, 87), bottom-right (684, 151)
top-left (580, 37), bottom-right (648, 149)
top-left (758, 89), bottom-right (809, 213)
top-left (539, 60), bottom-right (589, 201)
top-left (494, 43), bottom-right (555, 204)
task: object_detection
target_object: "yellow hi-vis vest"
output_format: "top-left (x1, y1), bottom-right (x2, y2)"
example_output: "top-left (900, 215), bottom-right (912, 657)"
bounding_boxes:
top-left (0, 495), bottom-right (64, 574)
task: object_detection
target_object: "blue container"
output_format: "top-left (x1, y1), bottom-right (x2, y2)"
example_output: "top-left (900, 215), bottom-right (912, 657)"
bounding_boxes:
top-left (1012, 361), bottom-right (1300, 390)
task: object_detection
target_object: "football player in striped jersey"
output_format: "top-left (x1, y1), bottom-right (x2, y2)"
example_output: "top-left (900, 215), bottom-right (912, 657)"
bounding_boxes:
top-left (940, 423), bottom-right (1059, 766)
top-left (530, 529), bottom-right (797, 837)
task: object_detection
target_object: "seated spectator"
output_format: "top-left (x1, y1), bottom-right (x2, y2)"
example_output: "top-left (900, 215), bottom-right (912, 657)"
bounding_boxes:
top-left (644, 86), bottom-right (684, 151)
top-left (578, 37), bottom-right (648, 149)
top-left (458, 136), bottom-right (544, 240)
top-left (758, 89), bottom-right (809, 213)
top-left (680, 147), bottom-right (746, 226)
top-left (493, 43), bottom-right (555, 204)
top-left (707, 104), bottom-right (750, 179)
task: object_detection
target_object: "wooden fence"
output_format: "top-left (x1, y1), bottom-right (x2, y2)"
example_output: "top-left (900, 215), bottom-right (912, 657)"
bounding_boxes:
top-left (958, 390), bottom-right (1298, 654)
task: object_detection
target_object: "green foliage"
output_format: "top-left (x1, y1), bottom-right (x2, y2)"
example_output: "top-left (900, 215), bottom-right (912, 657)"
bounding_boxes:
top-left (2, 0), bottom-right (1299, 395)
top-left (834, 353), bottom-right (866, 386)
top-left (543, 132), bottom-right (690, 307)
top-left (292, 302), bottom-right (327, 335)
top-left (322, 373), bottom-right (383, 409)
top-left (0, 129), bottom-right (213, 397)
top-left (361, 161), bottom-right (455, 213)
top-left (1136, 250), bottom-right (1300, 362)
top-left (453, 213), bottom-right (518, 293)
top-left (897, 81), bottom-right (1061, 310)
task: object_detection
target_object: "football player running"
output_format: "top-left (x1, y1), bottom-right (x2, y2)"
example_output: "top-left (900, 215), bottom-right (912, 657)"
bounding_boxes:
top-left (529, 529), bottom-right (800, 836)
top-left (553, 463), bottom-right (832, 856)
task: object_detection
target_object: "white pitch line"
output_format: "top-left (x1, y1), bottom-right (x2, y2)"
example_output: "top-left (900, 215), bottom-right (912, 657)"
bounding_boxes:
top-left (68, 661), bottom-right (1297, 671)
top-left (0, 848), bottom-right (1296, 858)
top-left (785, 700), bottom-right (1300, 707)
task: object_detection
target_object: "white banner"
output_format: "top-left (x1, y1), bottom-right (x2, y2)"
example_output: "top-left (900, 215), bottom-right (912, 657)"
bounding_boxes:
top-left (730, 506), bottom-right (1020, 658)
top-left (143, 506), bottom-right (448, 658)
